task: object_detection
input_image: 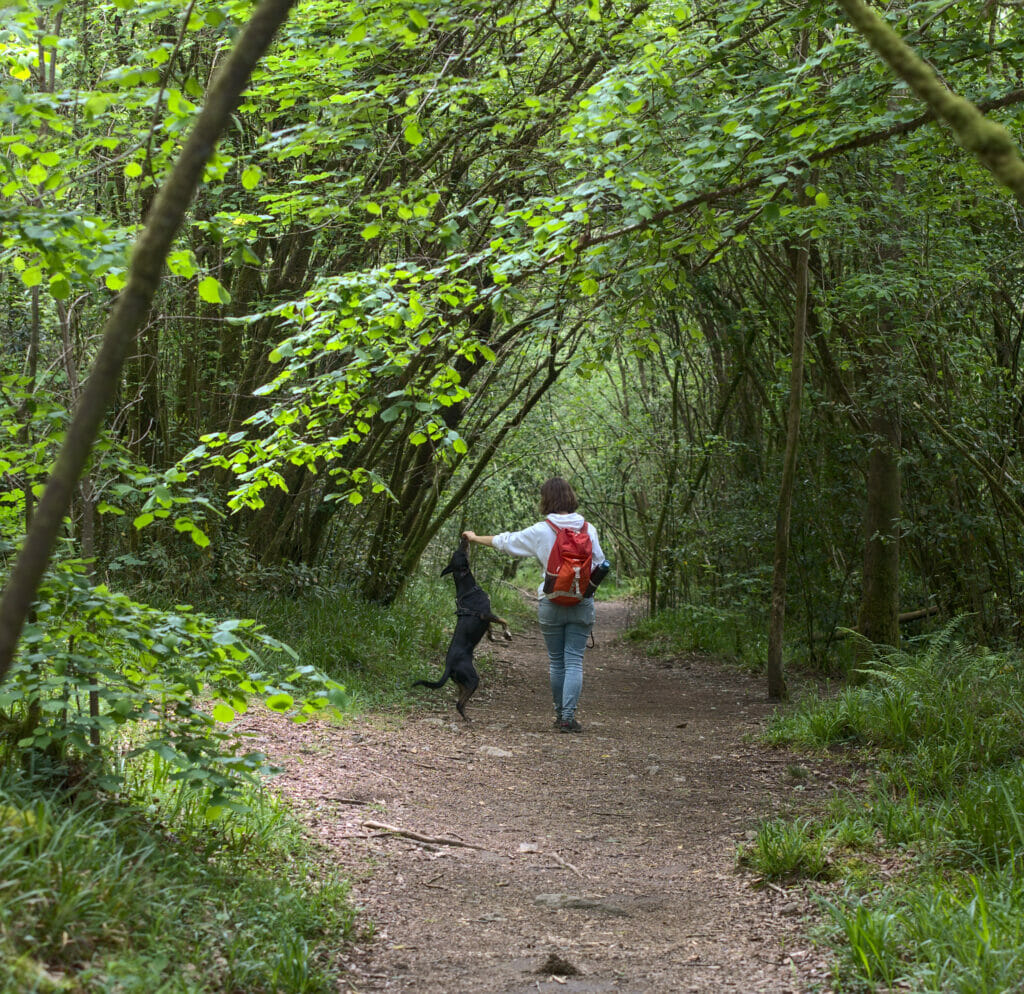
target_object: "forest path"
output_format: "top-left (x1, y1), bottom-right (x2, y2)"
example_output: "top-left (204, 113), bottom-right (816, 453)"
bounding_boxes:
top-left (247, 599), bottom-right (838, 993)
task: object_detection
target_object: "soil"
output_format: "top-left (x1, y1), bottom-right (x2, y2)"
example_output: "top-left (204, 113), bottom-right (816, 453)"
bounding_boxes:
top-left (242, 599), bottom-right (845, 993)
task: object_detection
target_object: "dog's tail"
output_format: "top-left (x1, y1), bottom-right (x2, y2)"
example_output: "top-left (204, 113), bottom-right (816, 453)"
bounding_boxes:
top-left (411, 674), bottom-right (450, 690)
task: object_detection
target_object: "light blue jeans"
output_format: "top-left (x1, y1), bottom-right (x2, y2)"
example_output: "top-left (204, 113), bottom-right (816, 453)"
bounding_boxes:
top-left (537, 597), bottom-right (596, 721)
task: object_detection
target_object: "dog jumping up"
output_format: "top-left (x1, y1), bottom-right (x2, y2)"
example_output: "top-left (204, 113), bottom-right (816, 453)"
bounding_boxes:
top-left (412, 536), bottom-right (512, 720)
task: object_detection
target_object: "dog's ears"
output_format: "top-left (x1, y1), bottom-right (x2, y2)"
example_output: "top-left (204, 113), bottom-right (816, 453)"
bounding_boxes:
top-left (440, 563), bottom-right (454, 577)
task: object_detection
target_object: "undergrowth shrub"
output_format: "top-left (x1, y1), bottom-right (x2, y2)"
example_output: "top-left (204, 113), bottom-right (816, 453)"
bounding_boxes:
top-left (627, 601), bottom-right (767, 669)
top-left (759, 622), bottom-right (1024, 992)
top-left (237, 572), bottom-right (534, 709)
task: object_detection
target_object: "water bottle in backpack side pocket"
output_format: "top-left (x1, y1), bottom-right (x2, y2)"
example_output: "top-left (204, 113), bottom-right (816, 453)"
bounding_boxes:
top-left (584, 560), bottom-right (611, 599)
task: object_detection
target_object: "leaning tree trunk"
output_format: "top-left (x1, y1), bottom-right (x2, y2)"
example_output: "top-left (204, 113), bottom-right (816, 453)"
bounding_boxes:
top-left (0, 0), bottom-right (299, 681)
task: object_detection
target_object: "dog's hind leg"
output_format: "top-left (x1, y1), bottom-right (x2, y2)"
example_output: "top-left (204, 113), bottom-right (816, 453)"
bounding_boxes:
top-left (454, 673), bottom-right (480, 721)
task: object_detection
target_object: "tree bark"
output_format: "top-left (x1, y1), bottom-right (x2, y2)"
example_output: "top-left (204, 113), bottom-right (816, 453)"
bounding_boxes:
top-left (766, 240), bottom-right (810, 700)
top-left (857, 407), bottom-right (901, 649)
top-left (0, 0), bottom-right (298, 681)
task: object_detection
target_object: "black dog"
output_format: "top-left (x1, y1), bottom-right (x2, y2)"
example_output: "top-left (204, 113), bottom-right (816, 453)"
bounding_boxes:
top-left (412, 536), bottom-right (512, 720)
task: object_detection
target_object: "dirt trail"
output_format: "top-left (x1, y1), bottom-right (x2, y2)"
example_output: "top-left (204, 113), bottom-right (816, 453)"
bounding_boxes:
top-left (246, 600), bottom-right (838, 993)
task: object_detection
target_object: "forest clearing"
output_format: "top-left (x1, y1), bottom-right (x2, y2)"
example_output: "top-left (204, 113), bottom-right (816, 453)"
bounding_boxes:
top-left (4, 0), bottom-right (1024, 989)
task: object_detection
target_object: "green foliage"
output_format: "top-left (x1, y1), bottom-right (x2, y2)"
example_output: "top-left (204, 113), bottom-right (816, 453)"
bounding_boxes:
top-left (828, 870), bottom-right (1024, 993)
top-left (0, 561), bottom-right (348, 808)
top-left (236, 575), bottom-right (450, 708)
top-left (243, 559), bottom-right (534, 703)
top-left (0, 379), bottom-right (351, 808)
top-left (0, 765), bottom-right (357, 993)
top-left (767, 622), bottom-right (1024, 788)
top-left (628, 599), bottom-right (768, 669)
top-left (184, 264), bottom-right (490, 512)
top-left (737, 817), bottom-right (831, 882)
top-left (763, 625), bottom-right (1024, 989)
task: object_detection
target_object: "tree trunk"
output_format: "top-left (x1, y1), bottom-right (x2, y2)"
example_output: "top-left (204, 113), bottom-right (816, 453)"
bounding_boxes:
top-left (857, 407), bottom-right (901, 650)
top-left (766, 240), bottom-right (810, 700)
top-left (0, 0), bottom-right (299, 681)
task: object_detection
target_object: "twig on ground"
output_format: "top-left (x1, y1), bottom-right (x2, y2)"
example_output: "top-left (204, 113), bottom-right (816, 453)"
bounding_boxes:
top-left (362, 820), bottom-right (487, 850)
top-left (548, 851), bottom-right (584, 878)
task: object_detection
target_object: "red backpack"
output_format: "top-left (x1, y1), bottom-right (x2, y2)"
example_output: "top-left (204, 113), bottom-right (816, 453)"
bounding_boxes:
top-left (544, 520), bottom-right (592, 605)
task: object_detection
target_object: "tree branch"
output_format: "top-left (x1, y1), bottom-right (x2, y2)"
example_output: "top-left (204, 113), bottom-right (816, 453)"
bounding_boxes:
top-left (835, 0), bottom-right (1024, 202)
top-left (0, 0), bottom-right (299, 681)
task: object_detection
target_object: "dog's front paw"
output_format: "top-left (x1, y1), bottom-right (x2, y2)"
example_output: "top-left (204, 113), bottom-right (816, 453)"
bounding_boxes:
top-left (501, 628), bottom-right (512, 642)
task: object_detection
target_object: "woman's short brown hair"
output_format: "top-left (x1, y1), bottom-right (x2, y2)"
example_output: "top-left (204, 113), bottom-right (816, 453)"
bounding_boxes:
top-left (540, 477), bottom-right (579, 515)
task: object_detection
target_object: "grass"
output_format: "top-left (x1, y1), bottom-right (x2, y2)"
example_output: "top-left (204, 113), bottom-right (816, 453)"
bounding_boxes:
top-left (0, 759), bottom-right (359, 993)
top-left (231, 573), bottom-right (530, 710)
top-left (750, 622), bottom-right (1024, 992)
top-left (737, 816), bottom-right (832, 881)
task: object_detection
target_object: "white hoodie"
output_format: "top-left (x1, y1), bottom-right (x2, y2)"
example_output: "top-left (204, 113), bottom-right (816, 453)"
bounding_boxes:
top-left (491, 512), bottom-right (605, 599)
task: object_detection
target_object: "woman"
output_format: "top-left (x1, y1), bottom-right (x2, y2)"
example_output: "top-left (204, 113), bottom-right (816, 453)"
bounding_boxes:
top-left (462, 477), bottom-right (605, 733)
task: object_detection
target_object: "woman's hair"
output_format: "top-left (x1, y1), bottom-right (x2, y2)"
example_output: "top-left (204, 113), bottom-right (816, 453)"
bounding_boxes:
top-left (540, 477), bottom-right (579, 515)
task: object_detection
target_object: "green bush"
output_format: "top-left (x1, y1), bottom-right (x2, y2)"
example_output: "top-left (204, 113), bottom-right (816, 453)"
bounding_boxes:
top-left (628, 601), bottom-right (767, 669)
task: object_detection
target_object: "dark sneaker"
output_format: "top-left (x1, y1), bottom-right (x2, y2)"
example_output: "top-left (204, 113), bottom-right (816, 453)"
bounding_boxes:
top-left (558, 718), bottom-right (582, 733)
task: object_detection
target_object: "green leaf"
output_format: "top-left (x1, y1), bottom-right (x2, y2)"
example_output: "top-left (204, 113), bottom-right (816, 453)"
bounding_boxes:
top-left (241, 165), bottom-right (262, 190)
top-left (20, 267), bottom-right (43, 288)
top-left (167, 250), bottom-right (198, 278)
top-left (49, 274), bottom-right (71, 300)
top-left (198, 276), bottom-right (231, 305)
top-left (361, 222), bottom-right (381, 240)
top-left (212, 703), bottom-right (235, 723)
top-left (403, 120), bottom-right (424, 146)
top-left (265, 693), bottom-right (294, 713)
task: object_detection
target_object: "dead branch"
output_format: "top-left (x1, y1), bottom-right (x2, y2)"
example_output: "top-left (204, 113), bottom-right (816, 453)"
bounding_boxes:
top-left (362, 820), bottom-right (487, 850)
top-left (548, 851), bottom-right (584, 878)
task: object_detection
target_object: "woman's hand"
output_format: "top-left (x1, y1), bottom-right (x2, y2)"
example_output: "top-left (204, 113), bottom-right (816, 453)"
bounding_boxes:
top-left (462, 530), bottom-right (478, 543)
